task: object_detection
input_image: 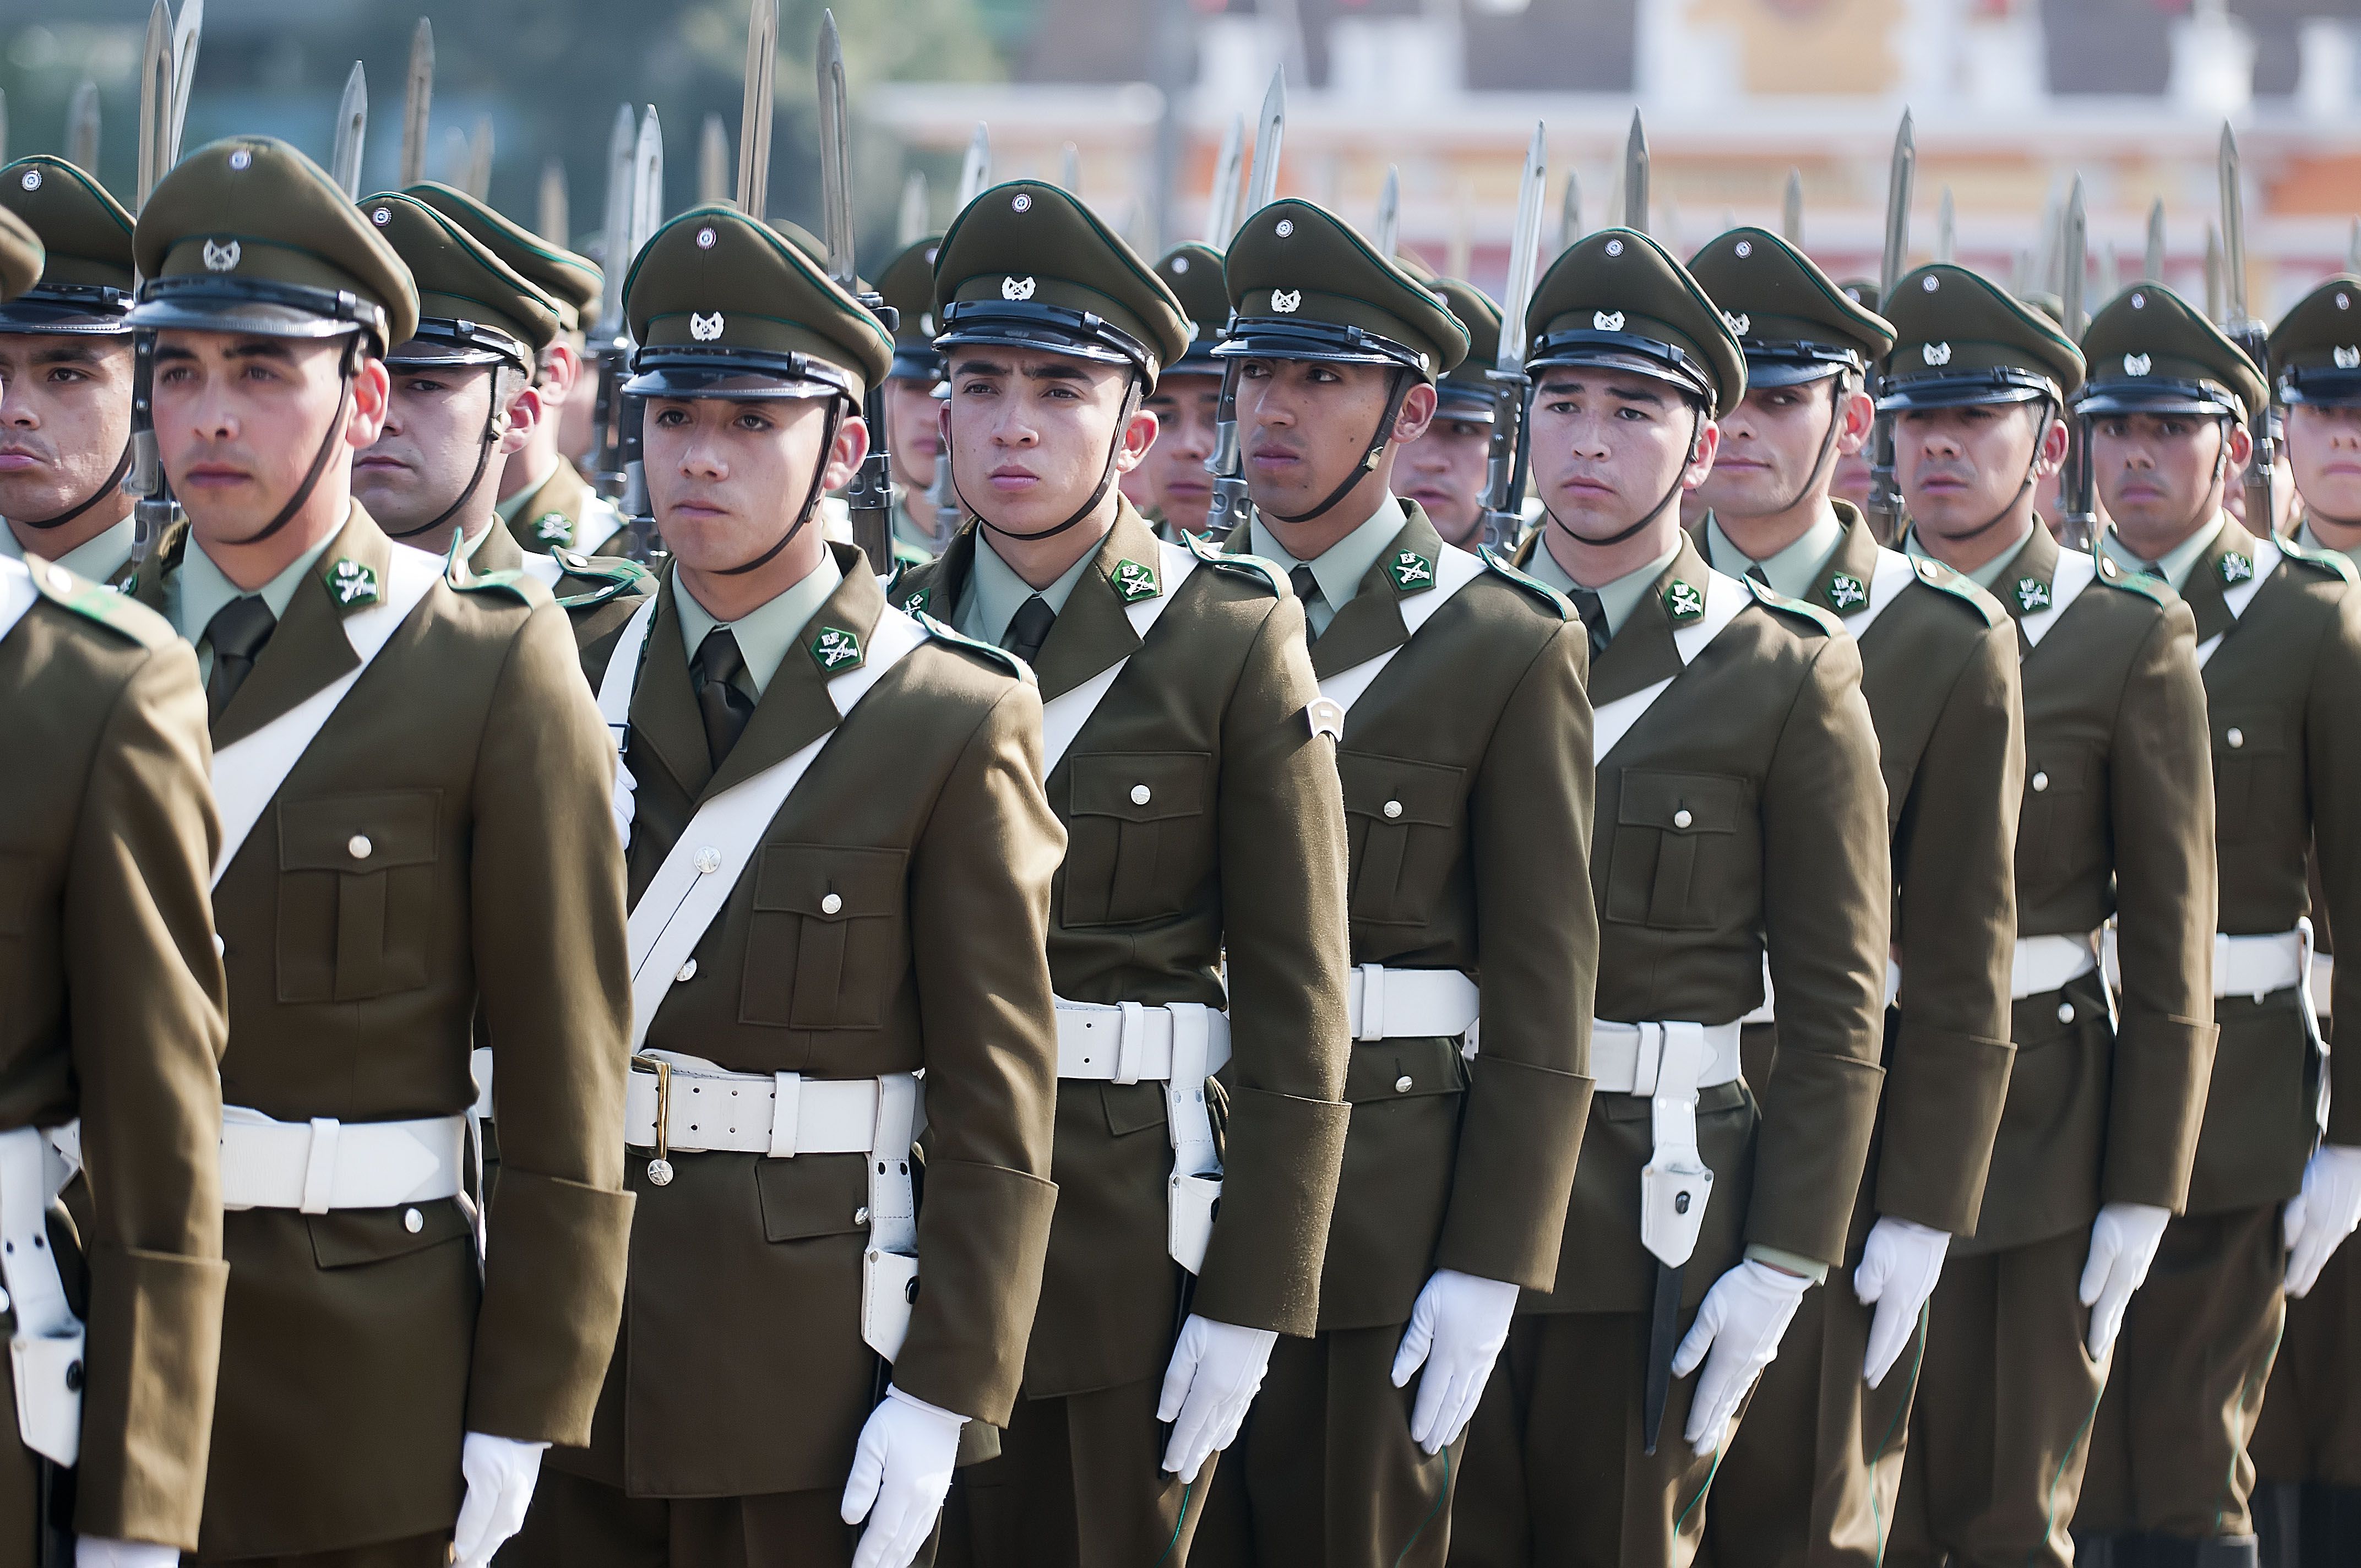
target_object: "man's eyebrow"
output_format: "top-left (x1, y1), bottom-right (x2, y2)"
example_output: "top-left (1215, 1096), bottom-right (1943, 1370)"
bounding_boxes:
top-left (30, 342), bottom-right (107, 367)
top-left (1537, 376), bottom-right (1667, 405)
top-left (1019, 362), bottom-right (1092, 383)
top-left (221, 340), bottom-right (299, 363)
top-left (953, 357), bottom-right (1009, 378)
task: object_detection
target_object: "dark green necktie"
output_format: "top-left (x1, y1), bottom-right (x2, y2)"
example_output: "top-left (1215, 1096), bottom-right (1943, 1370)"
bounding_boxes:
top-left (1004, 594), bottom-right (1056, 666)
top-left (203, 595), bottom-right (276, 724)
top-left (691, 627), bottom-right (756, 769)
top-left (1289, 564), bottom-right (1324, 641)
top-left (1567, 586), bottom-right (1611, 657)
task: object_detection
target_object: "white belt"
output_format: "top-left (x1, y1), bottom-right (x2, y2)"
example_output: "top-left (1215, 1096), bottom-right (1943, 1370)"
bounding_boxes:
top-left (1346, 964), bottom-right (1481, 1043)
top-left (1054, 1000), bottom-right (1234, 1083)
top-left (1590, 1020), bottom-right (1745, 1096)
top-left (2012, 932), bottom-right (2099, 1000)
top-left (623, 1055), bottom-right (906, 1158)
top-left (219, 1107), bottom-right (466, 1213)
top-left (1591, 1021), bottom-right (1732, 1271)
top-left (0, 1125), bottom-right (81, 1466)
top-left (2213, 929), bottom-right (2306, 1001)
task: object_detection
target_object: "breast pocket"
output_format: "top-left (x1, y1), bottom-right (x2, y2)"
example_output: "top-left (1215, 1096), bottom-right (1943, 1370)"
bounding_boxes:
top-left (275, 792), bottom-right (440, 1003)
top-left (1604, 770), bottom-right (1744, 931)
top-left (2211, 710), bottom-right (2286, 846)
top-left (742, 844), bottom-right (906, 1031)
top-left (1061, 752), bottom-right (1212, 928)
top-left (2020, 742), bottom-right (2096, 869)
top-left (1338, 752), bottom-right (1466, 929)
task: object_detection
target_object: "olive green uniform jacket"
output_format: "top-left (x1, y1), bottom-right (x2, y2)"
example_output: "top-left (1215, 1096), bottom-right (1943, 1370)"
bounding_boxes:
top-left (471, 522), bottom-right (654, 684)
top-left (504, 460), bottom-right (629, 559)
top-left (891, 502), bottom-right (1353, 1395)
top-left (0, 560), bottom-right (227, 1556)
top-left (556, 546), bottom-right (1065, 1498)
top-left (1960, 521), bottom-right (2218, 1255)
top-left (1240, 502), bottom-right (1599, 1325)
top-left (129, 506), bottom-right (636, 1560)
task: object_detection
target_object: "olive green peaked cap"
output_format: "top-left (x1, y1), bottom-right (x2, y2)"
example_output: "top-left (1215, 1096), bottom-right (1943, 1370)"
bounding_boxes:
top-left (1154, 242), bottom-right (1232, 374)
top-left (405, 181), bottom-right (601, 335)
top-left (130, 136), bottom-right (418, 353)
top-left (874, 233), bottom-right (943, 382)
top-left (1878, 264), bottom-right (2082, 411)
top-left (2268, 274), bottom-right (2361, 407)
top-left (359, 192), bottom-right (561, 371)
top-left (933, 181), bottom-right (1190, 387)
top-left (1430, 277), bottom-right (1504, 419)
top-left (623, 203), bottom-right (891, 402)
top-left (1218, 198), bottom-right (1468, 380)
top-left (1526, 227), bottom-right (1745, 417)
top-left (1688, 226), bottom-right (1894, 387)
top-left (0, 157), bottom-right (134, 333)
top-left (2077, 281), bottom-right (2263, 423)
top-left (0, 206), bottom-right (41, 303)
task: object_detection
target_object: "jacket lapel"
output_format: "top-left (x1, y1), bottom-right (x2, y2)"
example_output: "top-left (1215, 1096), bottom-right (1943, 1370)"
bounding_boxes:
top-left (631, 568), bottom-right (717, 804)
top-left (1029, 504), bottom-right (1157, 700)
top-left (471, 520), bottom-right (527, 576)
top-left (704, 543), bottom-right (881, 801)
top-left (1587, 534), bottom-right (1701, 706)
top-left (2180, 516), bottom-right (2249, 647)
top-left (1990, 524), bottom-right (2060, 654)
top-left (210, 506), bottom-right (380, 749)
top-left (1306, 508), bottom-right (1440, 679)
top-left (505, 460), bottom-right (591, 552)
top-left (1811, 504), bottom-right (1884, 619)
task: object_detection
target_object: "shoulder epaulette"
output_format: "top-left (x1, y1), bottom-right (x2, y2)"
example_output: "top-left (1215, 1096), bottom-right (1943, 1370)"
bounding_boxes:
top-left (550, 548), bottom-right (653, 611)
top-left (1184, 530), bottom-right (1286, 596)
top-left (1745, 574), bottom-right (1843, 635)
top-left (24, 556), bottom-right (175, 649)
top-left (911, 608), bottom-right (1036, 686)
top-left (447, 562), bottom-right (548, 606)
top-left (2092, 551), bottom-right (2172, 604)
top-left (1905, 554), bottom-right (2009, 627)
top-left (1477, 545), bottom-right (1571, 620)
top-left (886, 557), bottom-right (938, 617)
top-left (2276, 533), bottom-right (2359, 584)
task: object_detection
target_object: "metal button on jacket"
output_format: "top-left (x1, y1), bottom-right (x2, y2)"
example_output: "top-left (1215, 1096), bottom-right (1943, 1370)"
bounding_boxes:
top-left (347, 834), bottom-right (373, 859)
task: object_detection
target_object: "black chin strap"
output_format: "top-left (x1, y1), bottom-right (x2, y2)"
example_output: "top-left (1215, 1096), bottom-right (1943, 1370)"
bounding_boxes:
top-left (1546, 407), bottom-right (1705, 550)
top-left (1928, 397), bottom-right (2052, 549)
top-left (962, 378), bottom-right (1144, 545)
top-left (1266, 368), bottom-right (1413, 525)
top-left (717, 399), bottom-right (846, 577)
top-left (1772, 380), bottom-right (1850, 518)
top-left (382, 368), bottom-right (504, 541)
top-left (222, 337), bottom-right (362, 549)
top-left (12, 438), bottom-right (135, 531)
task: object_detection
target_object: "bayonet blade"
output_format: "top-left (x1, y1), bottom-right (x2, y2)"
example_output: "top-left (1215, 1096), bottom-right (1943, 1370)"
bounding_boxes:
top-left (1557, 168), bottom-right (1581, 253)
top-left (2205, 221), bottom-right (2225, 323)
top-left (1375, 164), bottom-right (1400, 258)
top-left (2100, 242), bottom-right (2119, 302)
top-left (67, 80), bottom-right (99, 175)
top-left (2220, 121), bottom-right (2250, 326)
top-left (1935, 185), bottom-right (1955, 265)
top-left (2349, 216), bottom-right (2360, 273)
top-left (2145, 199), bottom-right (2166, 284)
top-left (166, 0), bottom-right (201, 169)
top-left (1244, 64), bottom-right (1286, 218)
top-left (897, 171), bottom-right (929, 246)
top-left (1060, 141), bottom-right (1081, 195)
top-left (464, 114), bottom-right (492, 201)
top-left (400, 18), bottom-right (434, 189)
top-left (1499, 124), bottom-right (1546, 373)
top-left (1781, 168), bottom-right (1802, 246)
top-left (1, 91), bottom-right (11, 166)
top-left (700, 114), bottom-right (730, 205)
top-left (595, 104), bottom-right (635, 336)
top-left (538, 157), bottom-right (568, 246)
top-left (817, 9), bottom-right (856, 287)
top-left (956, 122), bottom-right (991, 210)
top-left (136, 1), bottom-right (172, 210)
top-left (330, 62), bottom-right (366, 199)
top-left (737, 0), bottom-right (776, 219)
top-left (1203, 114), bottom-right (1242, 246)
top-left (1879, 108), bottom-right (1914, 298)
top-left (2061, 176), bottom-right (2086, 338)
top-left (1624, 110), bottom-right (1648, 233)
top-left (630, 106), bottom-right (664, 267)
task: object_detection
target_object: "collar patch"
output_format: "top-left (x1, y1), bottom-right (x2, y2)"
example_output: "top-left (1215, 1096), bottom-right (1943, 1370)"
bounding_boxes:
top-left (2220, 551), bottom-right (2254, 585)
top-left (1388, 550), bottom-right (1436, 591)
top-left (325, 558), bottom-right (378, 607)
top-left (1664, 579), bottom-right (1705, 622)
top-left (2015, 576), bottom-right (2052, 613)
top-left (1112, 558), bottom-right (1160, 602)
top-left (1826, 571), bottom-right (1866, 610)
top-left (810, 625), bottom-right (863, 671)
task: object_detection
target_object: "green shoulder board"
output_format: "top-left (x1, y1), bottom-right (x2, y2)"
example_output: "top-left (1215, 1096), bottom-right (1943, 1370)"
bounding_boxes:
top-left (911, 608), bottom-right (1036, 686)
top-left (1906, 555), bottom-right (2008, 627)
top-left (1745, 574), bottom-right (1842, 635)
top-left (1185, 529), bottom-right (1285, 596)
top-left (1478, 545), bottom-right (1571, 620)
top-left (447, 564), bottom-right (547, 606)
top-left (2092, 551), bottom-right (2172, 604)
top-left (552, 549), bottom-right (654, 611)
top-left (2276, 533), bottom-right (2359, 585)
top-left (24, 556), bottom-right (175, 649)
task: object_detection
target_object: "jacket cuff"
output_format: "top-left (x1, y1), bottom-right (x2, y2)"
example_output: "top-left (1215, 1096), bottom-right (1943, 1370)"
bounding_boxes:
top-left (1743, 1244), bottom-right (1829, 1284)
top-left (2101, 1012), bottom-right (2218, 1212)
top-left (467, 1170), bottom-right (635, 1446)
top-left (72, 1246), bottom-right (229, 1550)
top-left (1746, 1050), bottom-right (1884, 1268)
top-left (1190, 1088), bottom-right (1351, 1337)
top-left (1875, 1025), bottom-right (2016, 1234)
top-left (891, 1159), bottom-right (1057, 1428)
top-left (1435, 1059), bottom-right (1595, 1290)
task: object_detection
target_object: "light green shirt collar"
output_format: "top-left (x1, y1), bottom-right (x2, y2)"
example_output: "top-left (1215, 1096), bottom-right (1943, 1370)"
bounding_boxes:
top-left (1704, 507), bottom-right (1846, 601)
top-left (673, 548), bottom-right (844, 699)
top-left (494, 458), bottom-right (559, 526)
top-left (1247, 492), bottom-right (1404, 636)
top-left (2099, 513), bottom-right (2226, 594)
top-left (2300, 518), bottom-right (2361, 569)
top-left (1903, 519), bottom-right (2034, 592)
top-left (1523, 530), bottom-right (1682, 642)
top-left (954, 529), bottom-right (1102, 649)
top-left (1, 516), bottom-right (137, 585)
top-left (167, 525), bottom-right (342, 681)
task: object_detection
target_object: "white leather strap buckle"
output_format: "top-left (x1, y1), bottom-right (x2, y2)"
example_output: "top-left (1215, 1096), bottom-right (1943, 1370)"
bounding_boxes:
top-left (219, 1108), bottom-right (466, 1212)
top-left (0, 1124), bottom-right (80, 1467)
top-left (1357, 964), bottom-right (1386, 1042)
top-left (2214, 929), bottom-right (2306, 1001)
top-left (1054, 1000), bottom-right (1233, 1082)
top-left (1343, 965), bottom-right (1481, 1043)
top-left (624, 1055), bottom-right (885, 1158)
top-left (1590, 1020), bottom-right (1744, 1096)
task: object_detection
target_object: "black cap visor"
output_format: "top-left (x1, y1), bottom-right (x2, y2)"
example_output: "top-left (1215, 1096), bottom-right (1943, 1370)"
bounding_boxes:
top-left (2073, 376), bottom-right (2243, 421)
top-left (383, 315), bottom-right (530, 373)
top-left (1876, 366), bottom-right (2057, 412)
top-left (128, 274), bottom-right (384, 349)
top-left (1526, 328), bottom-right (1713, 405)
top-left (935, 300), bottom-right (1156, 380)
top-left (0, 285), bottom-right (134, 336)
top-left (1434, 381), bottom-right (1498, 421)
top-left (623, 344), bottom-right (859, 402)
top-left (1739, 341), bottom-right (1862, 390)
top-left (888, 343), bottom-right (943, 383)
top-left (1212, 317), bottom-right (1432, 379)
top-left (2279, 366), bottom-right (2361, 407)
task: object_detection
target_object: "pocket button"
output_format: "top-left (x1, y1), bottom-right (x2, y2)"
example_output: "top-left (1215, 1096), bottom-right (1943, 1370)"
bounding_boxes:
top-left (820, 892), bottom-right (844, 915)
top-left (1393, 1074), bottom-right (1413, 1093)
top-left (2227, 728), bottom-right (2245, 749)
top-left (1131, 784), bottom-right (1152, 806)
top-left (2032, 772), bottom-right (2050, 792)
top-left (1673, 809), bottom-right (1693, 829)
top-left (2058, 1002), bottom-right (2075, 1023)
top-left (347, 834), bottom-right (373, 859)
top-left (1384, 800), bottom-right (1403, 819)
top-left (402, 1207), bottom-right (423, 1234)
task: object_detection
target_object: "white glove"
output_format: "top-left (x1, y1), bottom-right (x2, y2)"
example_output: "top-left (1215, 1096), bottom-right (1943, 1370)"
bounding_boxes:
top-left (1157, 1314), bottom-right (1280, 1482)
top-left (610, 749), bottom-right (638, 847)
top-left (1672, 1260), bottom-right (1812, 1456)
top-left (2283, 1144), bottom-right (2361, 1297)
top-left (450, 1431), bottom-right (550, 1568)
top-left (840, 1385), bottom-right (965, 1568)
top-left (75, 1539), bottom-right (182, 1568)
top-left (1389, 1268), bottom-right (1520, 1456)
top-left (2078, 1201), bottom-right (2172, 1359)
top-left (1853, 1217), bottom-right (1950, 1390)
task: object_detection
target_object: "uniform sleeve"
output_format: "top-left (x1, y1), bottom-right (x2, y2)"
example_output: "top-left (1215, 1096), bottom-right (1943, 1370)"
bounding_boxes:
top-left (1191, 595), bottom-right (1353, 1336)
top-left (465, 602), bottom-right (637, 1445)
top-left (2306, 586), bottom-right (2361, 1141)
top-left (1876, 618), bottom-right (2026, 1234)
top-left (2102, 601), bottom-right (2219, 1210)
top-left (1748, 633), bottom-right (1891, 1269)
top-left (893, 680), bottom-right (1065, 1427)
top-left (69, 641), bottom-right (230, 1551)
top-left (1437, 618), bottom-right (1600, 1289)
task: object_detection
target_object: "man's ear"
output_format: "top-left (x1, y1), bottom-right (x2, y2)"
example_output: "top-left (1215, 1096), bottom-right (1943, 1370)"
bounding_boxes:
top-left (499, 380), bottom-right (544, 458)
top-left (346, 356), bottom-right (391, 448)
top-left (1682, 419), bottom-right (1723, 490)
top-left (2037, 412), bottom-right (2072, 475)
top-left (542, 341), bottom-right (583, 396)
top-left (1114, 405), bottom-right (1160, 473)
top-left (2226, 419), bottom-right (2255, 474)
top-left (822, 410), bottom-right (872, 492)
top-left (1391, 379), bottom-right (1439, 445)
top-left (1836, 384), bottom-right (1876, 456)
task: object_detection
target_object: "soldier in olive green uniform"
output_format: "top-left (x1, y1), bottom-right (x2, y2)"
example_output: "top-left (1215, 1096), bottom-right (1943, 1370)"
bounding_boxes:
top-left (1444, 228), bottom-right (1890, 1568)
top-left (2249, 277), bottom-right (2361, 1568)
top-left (1397, 279), bottom-right (1505, 551)
top-left (886, 182), bottom-right (1352, 1567)
top-left (0, 203), bottom-right (232, 1568)
top-left (1831, 281), bottom-right (1883, 520)
top-left (873, 235), bottom-right (949, 567)
top-left (1187, 200), bottom-right (1598, 1568)
top-left (0, 157), bottom-right (144, 589)
top-left (406, 182), bottom-right (628, 559)
top-left (2068, 285), bottom-right (2361, 1568)
top-left (121, 137), bottom-right (635, 1568)
top-left (1681, 228), bottom-right (2026, 1568)
top-left (506, 203), bottom-right (1063, 1568)
top-left (1877, 266), bottom-right (2218, 1568)
top-left (1133, 242), bottom-right (1230, 541)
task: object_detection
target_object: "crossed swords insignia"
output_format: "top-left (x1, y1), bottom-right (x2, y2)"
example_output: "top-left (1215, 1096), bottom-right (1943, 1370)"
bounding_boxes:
top-left (812, 627), bottom-right (862, 669)
top-left (328, 559), bottom-right (378, 606)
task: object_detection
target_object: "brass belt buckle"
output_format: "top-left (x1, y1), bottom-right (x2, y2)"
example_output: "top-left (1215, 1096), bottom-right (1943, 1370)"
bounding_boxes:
top-left (631, 1054), bottom-right (674, 1186)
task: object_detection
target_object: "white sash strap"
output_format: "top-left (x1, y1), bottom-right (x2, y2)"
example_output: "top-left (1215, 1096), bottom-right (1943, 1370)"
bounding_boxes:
top-left (624, 607), bottom-right (926, 1052)
top-left (2018, 549), bottom-right (2099, 651)
top-left (1592, 568), bottom-right (1752, 765)
top-left (1315, 542), bottom-right (1489, 724)
top-left (1843, 547), bottom-right (1925, 641)
top-left (0, 557), bottom-right (36, 649)
top-left (0, 1125), bottom-right (81, 1466)
top-left (208, 542), bottom-right (445, 886)
top-left (1038, 541), bottom-right (1199, 775)
top-left (2196, 533), bottom-right (2283, 669)
top-left (597, 592), bottom-right (660, 743)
